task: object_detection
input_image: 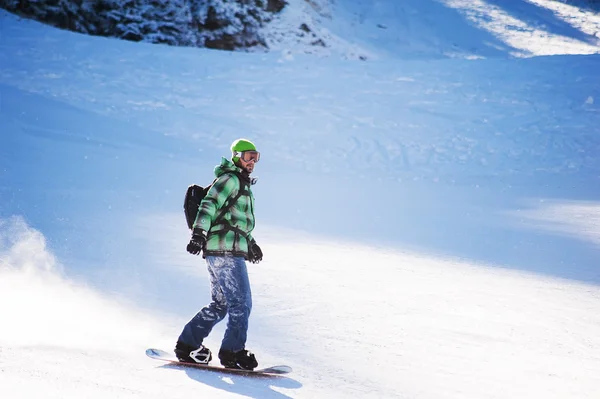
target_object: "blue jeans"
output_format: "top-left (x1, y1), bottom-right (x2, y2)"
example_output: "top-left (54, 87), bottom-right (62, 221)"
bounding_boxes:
top-left (178, 256), bottom-right (252, 352)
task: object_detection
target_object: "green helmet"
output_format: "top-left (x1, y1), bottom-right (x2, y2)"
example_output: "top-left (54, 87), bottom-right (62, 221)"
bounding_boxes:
top-left (231, 138), bottom-right (257, 162)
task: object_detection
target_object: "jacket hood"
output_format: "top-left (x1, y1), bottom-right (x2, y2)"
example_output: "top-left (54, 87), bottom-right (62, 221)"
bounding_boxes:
top-left (214, 157), bottom-right (257, 185)
top-left (214, 157), bottom-right (242, 177)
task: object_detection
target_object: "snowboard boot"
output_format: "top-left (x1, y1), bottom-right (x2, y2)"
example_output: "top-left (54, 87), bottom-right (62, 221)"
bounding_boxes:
top-left (174, 341), bottom-right (212, 364)
top-left (218, 348), bottom-right (258, 370)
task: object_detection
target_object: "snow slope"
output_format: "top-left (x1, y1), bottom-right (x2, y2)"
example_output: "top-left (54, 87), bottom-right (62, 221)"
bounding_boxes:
top-left (1, 1), bottom-right (600, 398)
top-left (265, 0), bottom-right (600, 58)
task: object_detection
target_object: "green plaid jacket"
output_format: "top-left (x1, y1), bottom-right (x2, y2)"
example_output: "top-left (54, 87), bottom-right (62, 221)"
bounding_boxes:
top-left (193, 157), bottom-right (256, 259)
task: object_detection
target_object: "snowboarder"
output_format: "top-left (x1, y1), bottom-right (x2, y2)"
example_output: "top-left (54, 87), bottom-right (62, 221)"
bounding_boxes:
top-left (175, 138), bottom-right (263, 371)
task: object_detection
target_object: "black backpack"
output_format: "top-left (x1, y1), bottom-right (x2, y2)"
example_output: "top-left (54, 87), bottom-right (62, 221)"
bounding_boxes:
top-left (183, 183), bottom-right (213, 230)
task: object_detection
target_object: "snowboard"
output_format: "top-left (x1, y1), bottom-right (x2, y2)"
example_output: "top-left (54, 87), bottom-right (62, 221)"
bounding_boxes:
top-left (146, 348), bottom-right (292, 376)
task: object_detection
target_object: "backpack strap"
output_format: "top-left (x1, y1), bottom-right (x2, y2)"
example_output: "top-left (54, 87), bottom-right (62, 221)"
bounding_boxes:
top-left (211, 172), bottom-right (250, 236)
top-left (210, 224), bottom-right (250, 240)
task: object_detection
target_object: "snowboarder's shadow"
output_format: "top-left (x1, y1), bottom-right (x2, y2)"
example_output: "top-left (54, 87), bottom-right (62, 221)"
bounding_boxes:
top-left (161, 364), bottom-right (302, 399)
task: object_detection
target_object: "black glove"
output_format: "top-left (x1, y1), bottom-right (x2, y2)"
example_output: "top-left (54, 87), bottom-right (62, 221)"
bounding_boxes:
top-left (248, 240), bottom-right (263, 264)
top-left (187, 229), bottom-right (206, 256)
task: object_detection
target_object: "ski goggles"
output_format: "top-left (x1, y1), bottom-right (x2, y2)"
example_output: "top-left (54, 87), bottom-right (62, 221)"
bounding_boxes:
top-left (236, 150), bottom-right (260, 163)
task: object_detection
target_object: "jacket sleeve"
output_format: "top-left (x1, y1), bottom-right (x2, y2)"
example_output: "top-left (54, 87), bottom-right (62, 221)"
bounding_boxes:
top-left (193, 174), bottom-right (238, 232)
